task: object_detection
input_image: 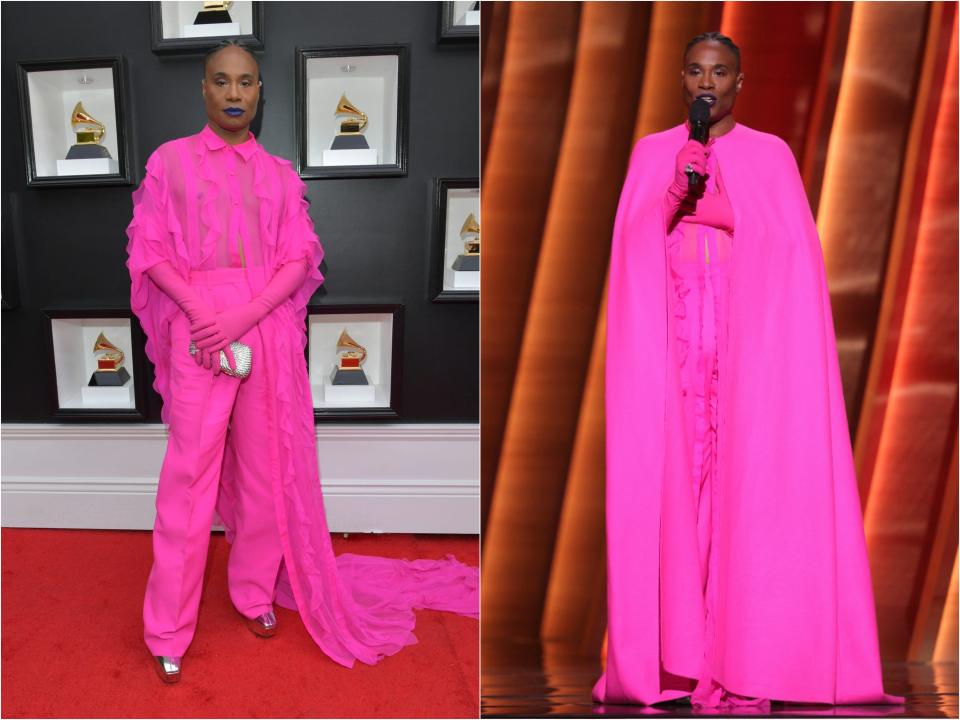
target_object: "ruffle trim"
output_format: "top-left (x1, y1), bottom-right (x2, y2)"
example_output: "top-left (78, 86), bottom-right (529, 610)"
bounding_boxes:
top-left (669, 226), bottom-right (757, 706)
top-left (125, 150), bottom-right (191, 424)
top-left (273, 158), bottom-right (325, 350)
top-left (194, 135), bottom-right (278, 269)
top-left (194, 136), bottom-right (221, 269)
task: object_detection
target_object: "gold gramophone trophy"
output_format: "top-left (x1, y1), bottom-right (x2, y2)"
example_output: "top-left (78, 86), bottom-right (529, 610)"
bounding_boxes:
top-left (194, 0), bottom-right (232, 24)
top-left (451, 213), bottom-right (480, 271)
top-left (88, 332), bottom-right (131, 387)
top-left (66, 102), bottom-right (112, 160)
top-left (330, 93), bottom-right (370, 150)
top-left (331, 329), bottom-right (369, 385)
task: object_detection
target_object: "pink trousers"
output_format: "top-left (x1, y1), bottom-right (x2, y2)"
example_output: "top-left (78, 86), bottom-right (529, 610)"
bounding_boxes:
top-left (143, 267), bottom-right (282, 657)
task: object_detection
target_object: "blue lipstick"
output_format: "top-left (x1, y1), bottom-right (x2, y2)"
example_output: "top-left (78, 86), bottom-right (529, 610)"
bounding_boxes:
top-left (224, 107), bottom-right (243, 116)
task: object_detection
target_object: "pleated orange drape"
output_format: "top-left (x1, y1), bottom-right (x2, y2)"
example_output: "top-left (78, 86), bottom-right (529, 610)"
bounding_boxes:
top-left (481, 0), bottom-right (959, 666)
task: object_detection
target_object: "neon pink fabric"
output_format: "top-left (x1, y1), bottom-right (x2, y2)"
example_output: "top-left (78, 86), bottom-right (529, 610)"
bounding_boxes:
top-left (594, 122), bottom-right (904, 706)
top-left (143, 270), bottom-right (285, 655)
top-left (144, 260), bottom-right (219, 342)
top-left (126, 125), bottom-right (478, 666)
top-left (667, 140), bottom-right (766, 709)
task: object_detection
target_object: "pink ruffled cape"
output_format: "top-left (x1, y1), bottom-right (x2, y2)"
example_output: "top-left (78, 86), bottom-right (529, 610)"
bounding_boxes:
top-left (594, 122), bottom-right (904, 705)
top-left (126, 128), bottom-right (478, 668)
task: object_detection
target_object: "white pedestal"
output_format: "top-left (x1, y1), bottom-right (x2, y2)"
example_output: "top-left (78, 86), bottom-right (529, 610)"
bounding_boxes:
top-left (324, 380), bottom-right (377, 404)
top-left (181, 22), bottom-right (241, 38)
top-left (452, 269), bottom-right (480, 289)
top-left (56, 158), bottom-right (119, 176)
top-left (322, 148), bottom-right (378, 166)
top-left (80, 383), bottom-right (134, 408)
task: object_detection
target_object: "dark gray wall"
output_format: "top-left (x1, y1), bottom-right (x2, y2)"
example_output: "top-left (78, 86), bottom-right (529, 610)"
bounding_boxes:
top-left (1, 1), bottom-right (478, 423)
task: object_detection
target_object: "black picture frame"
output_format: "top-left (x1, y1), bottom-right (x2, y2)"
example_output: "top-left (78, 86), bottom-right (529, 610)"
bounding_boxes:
top-left (42, 309), bottom-right (148, 421)
top-left (295, 45), bottom-right (409, 180)
top-left (17, 57), bottom-right (133, 188)
top-left (149, 1), bottom-right (265, 55)
top-left (430, 178), bottom-right (480, 303)
top-left (438, 1), bottom-right (480, 43)
top-left (305, 303), bottom-right (404, 420)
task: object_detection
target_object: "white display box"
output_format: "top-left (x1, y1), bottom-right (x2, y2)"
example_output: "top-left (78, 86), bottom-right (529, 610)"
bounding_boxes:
top-left (323, 381), bottom-right (377, 404)
top-left (451, 1), bottom-right (479, 25)
top-left (322, 148), bottom-right (379, 166)
top-left (308, 312), bottom-right (394, 411)
top-left (443, 187), bottom-right (480, 292)
top-left (51, 318), bottom-right (136, 411)
top-left (305, 53), bottom-right (399, 168)
top-left (160, 1), bottom-right (254, 39)
top-left (56, 158), bottom-right (119, 176)
top-left (181, 22), bottom-right (241, 38)
top-left (80, 384), bottom-right (135, 408)
top-left (25, 67), bottom-right (120, 179)
top-left (451, 269), bottom-right (480, 289)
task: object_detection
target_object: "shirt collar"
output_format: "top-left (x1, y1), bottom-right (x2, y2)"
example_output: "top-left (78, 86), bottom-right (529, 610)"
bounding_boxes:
top-left (199, 123), bottom-right (259, 161)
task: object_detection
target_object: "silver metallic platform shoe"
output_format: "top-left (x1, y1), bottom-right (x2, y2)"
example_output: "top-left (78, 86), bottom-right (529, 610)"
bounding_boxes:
top-left (245, 609), bottom-right (277, 638)
top-left (152, 654), bottom-right (182, 683)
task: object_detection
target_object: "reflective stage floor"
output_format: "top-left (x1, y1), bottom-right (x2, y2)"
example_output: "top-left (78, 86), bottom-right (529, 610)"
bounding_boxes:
top-left (482, 639), bottom-right (958, 718)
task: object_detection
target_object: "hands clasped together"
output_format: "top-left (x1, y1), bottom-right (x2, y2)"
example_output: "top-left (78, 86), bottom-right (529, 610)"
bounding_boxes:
top-left (183, 300), bottom-right (262, 374)
top-left (146, 259), bottom-right (310, 377)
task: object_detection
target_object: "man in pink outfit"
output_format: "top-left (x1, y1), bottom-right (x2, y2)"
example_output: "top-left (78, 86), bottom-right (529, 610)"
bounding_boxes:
top-left (127, 40), bottom-right (478, 685)
top-left (594, 32), bottom-right (904, 708)
top-left (127, 40), bottom-right (315, 682)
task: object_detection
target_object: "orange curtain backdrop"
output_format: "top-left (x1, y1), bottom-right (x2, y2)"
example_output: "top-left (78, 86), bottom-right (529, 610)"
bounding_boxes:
top-left (483, 1), bottom-right (652, 638)
top-left (480, 2), bottom-right (581, 535)
top-left (481, 0), bottom-right (959, 666)
top-left (862, 6), bottom-right (959, 659)
top-left (815, 2), bottom-right (932, 432)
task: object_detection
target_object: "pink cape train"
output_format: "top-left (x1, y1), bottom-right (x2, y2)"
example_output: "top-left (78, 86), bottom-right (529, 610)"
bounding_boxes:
top-left (126, 132), bottom-right (478, 669)
top-left (593, 122), bottom-right (905, 705)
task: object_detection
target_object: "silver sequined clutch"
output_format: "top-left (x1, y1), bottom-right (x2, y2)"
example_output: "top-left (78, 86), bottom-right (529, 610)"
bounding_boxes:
top-left (188, 340), bottom-right (252, 379)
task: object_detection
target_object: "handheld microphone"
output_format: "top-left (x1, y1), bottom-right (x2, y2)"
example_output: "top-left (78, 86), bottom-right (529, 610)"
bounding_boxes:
top-left (687, 98), bottom-right (712, 190)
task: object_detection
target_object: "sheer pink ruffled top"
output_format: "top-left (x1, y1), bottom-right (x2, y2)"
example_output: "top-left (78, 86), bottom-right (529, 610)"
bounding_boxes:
top-left (125, 124), bottom-right (324, 424)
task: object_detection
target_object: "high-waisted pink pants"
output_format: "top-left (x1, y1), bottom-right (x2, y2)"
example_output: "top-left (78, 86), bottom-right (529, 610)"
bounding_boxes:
top-left (143, 267), bottom-right (283, 657)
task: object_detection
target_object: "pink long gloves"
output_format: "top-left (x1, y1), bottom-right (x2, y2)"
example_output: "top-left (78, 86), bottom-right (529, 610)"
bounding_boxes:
top-left (663, 139), bottom-right (710, 229)
top-left (146, 259), bottom-right (310, 374)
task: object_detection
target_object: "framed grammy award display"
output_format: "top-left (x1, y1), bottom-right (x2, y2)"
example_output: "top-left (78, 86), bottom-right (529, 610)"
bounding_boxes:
top-left (43, 309), bottom-right (147, 420)
top-left (17, 58), bottom-right (132, 188)
top-left (295, 45), bottom-right (409, 179)
top-left (438, 1), bottom-right (480, 42)
top-left (305, 304), bottom-right (403, 419)
top-left (150, 1), bottom-right (265, 54)
top-left (430, 178), bottom-right (480, 302)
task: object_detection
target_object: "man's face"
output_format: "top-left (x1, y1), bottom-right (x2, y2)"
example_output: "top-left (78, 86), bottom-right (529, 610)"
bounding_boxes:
top-left (681, 40), bottom-right (743, 123)
top-left (201, 46), bottom-right (260, 132)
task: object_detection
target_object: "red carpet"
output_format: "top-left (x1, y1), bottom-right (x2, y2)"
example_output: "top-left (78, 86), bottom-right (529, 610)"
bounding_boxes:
top-left (1, 528), bottom-right (478, 718)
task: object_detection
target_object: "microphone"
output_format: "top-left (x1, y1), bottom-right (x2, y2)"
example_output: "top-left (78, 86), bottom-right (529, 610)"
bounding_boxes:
top-left (687, 98), bottom-right (712, 190)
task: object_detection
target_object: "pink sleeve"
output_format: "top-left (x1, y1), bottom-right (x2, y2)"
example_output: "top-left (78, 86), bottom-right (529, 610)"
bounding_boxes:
top-left (125, 149), bottom-right (185, 424)
top-left (251, 259), bottom-right (310, 317)
top-left (276, 165), bottom-right (325, 333)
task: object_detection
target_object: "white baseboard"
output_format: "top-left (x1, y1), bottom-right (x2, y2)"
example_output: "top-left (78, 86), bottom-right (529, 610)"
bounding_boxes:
top-left (1, 423), bottom-right (479, 534)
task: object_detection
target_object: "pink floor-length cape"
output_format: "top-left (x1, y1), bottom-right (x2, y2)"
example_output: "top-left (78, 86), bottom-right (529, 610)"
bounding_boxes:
top-left (126, 130), bottom-right (478, 669)
top-left (594, 122), bottom-right (904, 705)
